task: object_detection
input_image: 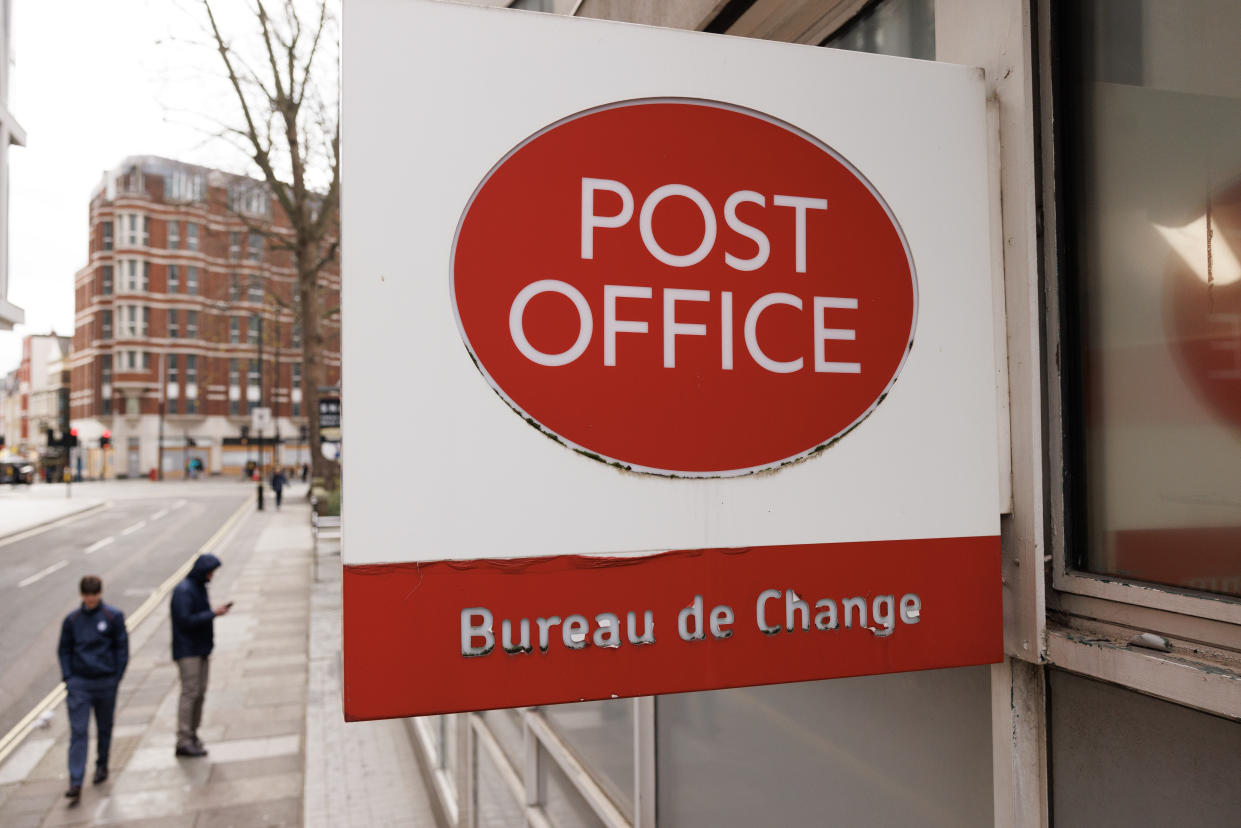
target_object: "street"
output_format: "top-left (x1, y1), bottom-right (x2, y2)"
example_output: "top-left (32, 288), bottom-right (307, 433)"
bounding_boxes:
top-left (0, 480), bottom-right (251, 742)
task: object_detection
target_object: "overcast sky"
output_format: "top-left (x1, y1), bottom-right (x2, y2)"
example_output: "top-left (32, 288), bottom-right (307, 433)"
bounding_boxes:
top-left (1, 0), bottom-right (266, 371)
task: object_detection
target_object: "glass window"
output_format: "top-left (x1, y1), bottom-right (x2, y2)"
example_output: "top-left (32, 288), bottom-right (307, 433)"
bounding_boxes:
top-left (657, 670), bottom-right (992, 827)
top-left (126, 259), bottom-right (138, 291)
top-left (142, 216), bottom-right (150, 246)
top-left (230, 359), bottom-right (240, 415)
top-left (1049, 670), bottom-right (1241, 826)
top-left (229, 272), bottom-right (240, 302)
top-left (538, 745), bottom-right (606, 828)
top-left (825, 0), bottom-right (934, 61)
top-left (168, 309), bottom-right (179, 339)
top-left (247, 232), bottom-right (263, 262)
top-left (248, 359), bottom-right (261, 403)
top-left (102, 265), bottom-right (113, 295)
top-left (230, 316), bottom-right (240, 343)
top-left (168, 264), bottom-right (179, 294)
top-left (187, 311), bottom-right (198, 339)
top-left (291, 363), bottom-right (302, 416)
top-left (186, 356), bottom-right (198, 414)
top-left (166, 355), bottom-right (179, 415)
top-left (142, 261), bottom-right (150, 292)
top-left (187, 222), bottom-right (199, 251)
top-left (142, 306), bottom-right (150, 336)
top-left (101, 310), bottom-right (112, 340)
top-left (249, 274), bottom-right (263, 304)
top-left (142, 351), bottom-right (150, 371)
top-left (230, 231), bottom-right (241, 260)
top-left (127, 214), bottom-right (138, 246)
top-left (543, 700), bottom-right (634, 821)
top-left (101, 356), bottom-right (112, 415)
top-left (248, 315), bottom-right (260, 345)
top-left (1057, 0), bottom-right (1241, 598)
top-left (477, 745), bottom-right (524, 826)
top-left (168, 220), bottom-right (179, 250)
top-left (186, 266), bottom-right (198, 295)
top-left (102, 221), bottom-right (113, 251)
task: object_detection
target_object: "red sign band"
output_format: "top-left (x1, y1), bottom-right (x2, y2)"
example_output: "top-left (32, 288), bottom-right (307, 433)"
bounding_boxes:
top-left (343, 536), bottom-right (1001, 720)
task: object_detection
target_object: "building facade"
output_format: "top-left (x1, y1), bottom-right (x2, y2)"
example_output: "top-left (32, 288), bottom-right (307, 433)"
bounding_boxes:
top-left (0, 0), bottom-right (25, 330)
top-left (398, 2), bottom-right (1241, 827)
top-left (71, 156), bottom-right (339, 479)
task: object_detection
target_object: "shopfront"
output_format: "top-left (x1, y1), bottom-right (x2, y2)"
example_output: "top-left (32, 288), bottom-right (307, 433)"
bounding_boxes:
top-left (344, 2), bottom-right (1241, 825)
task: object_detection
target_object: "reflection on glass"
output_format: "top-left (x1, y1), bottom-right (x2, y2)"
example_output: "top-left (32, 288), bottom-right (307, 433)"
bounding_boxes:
top-left (657, 669), bottom-right (992, 827)
top-left (539, 745), bottom-right (607, 828)
top-left (542, 699), bottom-right (634, 821)
top-left (482, 708), bottom-right (524, 771)
top-left (1060, 0), bottom-right (1241, 597)
top-left (824, 0), bottom-right (934, 61)
top-left (476, 744), bottom-right (524, 827)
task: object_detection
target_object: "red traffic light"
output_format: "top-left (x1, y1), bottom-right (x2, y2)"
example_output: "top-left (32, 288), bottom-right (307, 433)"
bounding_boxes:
top-left (102, 429), bottom-right (111, 439)
top-left (70, 428), bottom-right (78, 437)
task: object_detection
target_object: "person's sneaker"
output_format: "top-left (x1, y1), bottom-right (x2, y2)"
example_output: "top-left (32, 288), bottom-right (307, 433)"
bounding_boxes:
top-left (92, 766), bottom-right (108, 784)
top-left (175, 743), bottom-right (208, 757)
top-left (64, 785), bottom-right (81, 804)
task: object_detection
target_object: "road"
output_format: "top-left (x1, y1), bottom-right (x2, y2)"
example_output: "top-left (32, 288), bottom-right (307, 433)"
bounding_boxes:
top-left (0, 481), bottom-right (251, 741)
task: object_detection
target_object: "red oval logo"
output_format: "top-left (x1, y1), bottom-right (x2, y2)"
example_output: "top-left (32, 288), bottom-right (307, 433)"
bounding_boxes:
top-left (452, 99), bottom-right (917, 476)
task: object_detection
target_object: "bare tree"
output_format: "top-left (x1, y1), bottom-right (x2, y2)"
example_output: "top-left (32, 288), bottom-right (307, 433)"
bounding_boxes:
top-left (201, 0), bottom-right (340, 486)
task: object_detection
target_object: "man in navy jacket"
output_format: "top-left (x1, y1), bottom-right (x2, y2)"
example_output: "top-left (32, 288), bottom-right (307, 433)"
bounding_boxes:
top-left (58, 575), bottom-right (128, 802)
top-left (169, 553), bottom-right (230, 757)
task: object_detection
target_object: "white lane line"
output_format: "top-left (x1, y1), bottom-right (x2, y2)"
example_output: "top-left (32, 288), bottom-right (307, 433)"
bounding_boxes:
top-left (121, 521), bottom-right (147, 536)
top-left (150, 509), bottom-right (169, 521)
top-left (18, 560), bottom-right (69, 588)
top-left (171, 499), bottom-right (187, 510)
top-left (84, 537), bottom-right (114, 555)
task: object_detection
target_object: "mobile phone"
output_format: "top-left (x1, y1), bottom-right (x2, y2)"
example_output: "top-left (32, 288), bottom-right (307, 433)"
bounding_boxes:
top-left (224, 601), bottom-right (235, 609)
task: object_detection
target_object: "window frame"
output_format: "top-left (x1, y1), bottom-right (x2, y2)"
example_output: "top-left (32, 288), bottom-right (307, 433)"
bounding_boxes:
top-left (1040, 0), bottom-right (1241, 633)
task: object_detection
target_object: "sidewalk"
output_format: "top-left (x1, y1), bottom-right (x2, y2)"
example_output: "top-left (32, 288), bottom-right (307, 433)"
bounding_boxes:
top-left (0, 486), bottom-right (103, 541)
top-left (0, 489), bottom-right (437, 827)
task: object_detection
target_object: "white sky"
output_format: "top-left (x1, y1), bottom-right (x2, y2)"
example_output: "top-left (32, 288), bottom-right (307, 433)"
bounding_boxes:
top-left (0, 0), bottom-right (276, 372)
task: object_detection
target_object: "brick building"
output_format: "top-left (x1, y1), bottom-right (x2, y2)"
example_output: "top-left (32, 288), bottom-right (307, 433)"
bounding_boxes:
top-left (70, 156), bottom-right (339, 479)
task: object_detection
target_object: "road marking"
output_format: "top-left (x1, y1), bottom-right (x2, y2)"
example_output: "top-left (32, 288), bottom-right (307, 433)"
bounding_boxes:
top-left (85, 537), bottom-right (114, 554)
top-left (0, 502), bottom-right (109, 550)
top-left (172, 499), bottom-right (187, 510)
top-left (121, 521), bottom-right (147, 536)
top-left (0, 493), bottom-right (256, 770)
top-left (151, 509), bottom-right (169, 521)
top-left (18, 560), bottom-right (68, 588)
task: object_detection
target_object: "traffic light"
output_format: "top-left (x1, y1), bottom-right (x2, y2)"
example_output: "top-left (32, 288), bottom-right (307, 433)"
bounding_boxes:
top-left (100, 430), bottom-right (111, 449)
top-left (68, 428), bottom-right (79, 448)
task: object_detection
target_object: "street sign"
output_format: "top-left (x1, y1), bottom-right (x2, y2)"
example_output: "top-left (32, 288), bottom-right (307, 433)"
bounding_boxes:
top-left (250, 406), bottom-right (272, 433)
top-left (318, 396), bottom-right (341, 443)
top-left (343, 0), bottom-right (1003, 719)
top-left (453, 99), bottom-right (916, 476)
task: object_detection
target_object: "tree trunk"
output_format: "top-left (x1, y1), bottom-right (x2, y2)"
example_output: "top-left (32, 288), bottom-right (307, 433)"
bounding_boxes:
top-left (298, 242), bottom-right (338, 488)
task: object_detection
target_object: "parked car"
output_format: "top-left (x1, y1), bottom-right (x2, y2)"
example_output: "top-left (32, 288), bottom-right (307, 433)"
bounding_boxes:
top-left (0, 460), bottom-right (34, 484)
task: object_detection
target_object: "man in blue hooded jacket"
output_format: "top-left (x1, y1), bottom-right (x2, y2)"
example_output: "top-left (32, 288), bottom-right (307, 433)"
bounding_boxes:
top-left (58, 575), bottom-right (128, 803)
top-left (169, 553), bottom-right (230, 757)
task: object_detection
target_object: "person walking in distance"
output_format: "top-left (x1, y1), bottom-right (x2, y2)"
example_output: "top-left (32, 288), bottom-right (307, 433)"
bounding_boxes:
top-left (58, 575), bottom-right (129, 805)
top-left (170, 554), bottom-right (231, 757)
top-left (270, 466), bottom-right (287, 510)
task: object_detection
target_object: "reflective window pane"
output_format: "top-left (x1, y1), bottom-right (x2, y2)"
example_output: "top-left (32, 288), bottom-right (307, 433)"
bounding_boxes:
top-left (657, 669), bottom-right (992, 827)
top-left (1050, 670), bottom-right (1241, 826)
top-left (825, 0), bottom-right (934, 61)
top-left (481, 708), bottom-right (524, 771)
top-left (1059, 0), bottom-right (1241, 597)
top-left (542, 699), bottom-right (633, 821)
top-left (476, 742), bottom-right (524, 828)
top-left (538, 745), bottom-right (606, 828)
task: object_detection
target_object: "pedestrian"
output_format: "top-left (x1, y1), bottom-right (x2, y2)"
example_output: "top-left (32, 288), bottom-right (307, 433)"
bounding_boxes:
top-left (271, 466), bottom-right (287, 509)
top-left (57, 575), bottom-right (128, 805)
top-left (169, 554), bottom-right (231, 757)
top-left (300, 462), bottom-right (309, 483)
